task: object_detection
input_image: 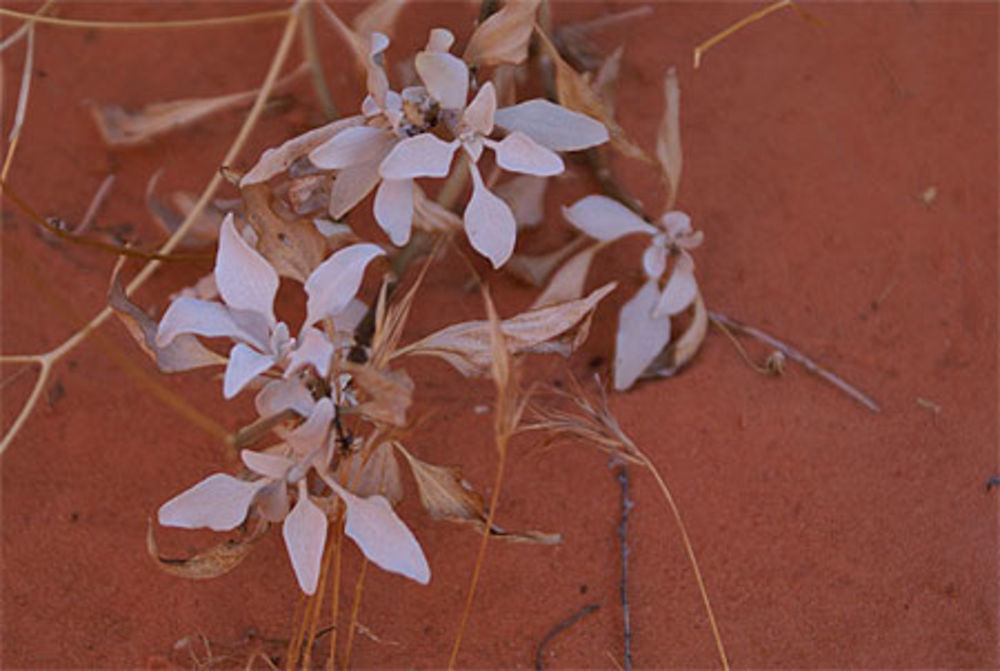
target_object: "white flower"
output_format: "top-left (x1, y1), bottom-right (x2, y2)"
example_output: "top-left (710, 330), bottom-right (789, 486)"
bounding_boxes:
top-left (562, 195), bottom-right (704, 390)
top-left (310, 28), bottom-right (609, 267)
top-left (156, 215), bottom-right (384, 398)
top-left (157, 398), bottom-right (430, 593)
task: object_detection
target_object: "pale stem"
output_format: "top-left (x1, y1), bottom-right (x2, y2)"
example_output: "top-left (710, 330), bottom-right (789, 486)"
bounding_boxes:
top-left (300, 0), bottom-right (338, 121)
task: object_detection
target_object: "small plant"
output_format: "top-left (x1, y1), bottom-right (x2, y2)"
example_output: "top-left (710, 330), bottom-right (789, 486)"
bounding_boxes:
top-left (0, 1), bottom-right (879, 667)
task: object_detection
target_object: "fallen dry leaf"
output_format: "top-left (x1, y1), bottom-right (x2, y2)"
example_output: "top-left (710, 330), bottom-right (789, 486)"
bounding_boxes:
top-left (241, 183), bottom-right (327, 283)
top-left (530, 241), bottom-right (606, 309)
top-left (394, 443), bottom-right (559, 544)
top-left (656, 66), bottom-right (683, 209)
top-left (463, 0), bottom-right (542, 68)
top-left (146, 517), bottom-right (269, 580)
top-left (240, 114), bottom-right (364, 186)
top-left (340, 361), bottom-right (414, 428)
top-left (647, 290), bottom-right (707, 378)
top-left (90, 65), bottom-right (305, 148)
top-left (108, 265), bottom-right (224, 373)
top-left (535, 27), bottom-right (647, 162)
top-left (337, 440), bottom-right (404, 505)
top-left (395, 283), bottom-right (616, 377)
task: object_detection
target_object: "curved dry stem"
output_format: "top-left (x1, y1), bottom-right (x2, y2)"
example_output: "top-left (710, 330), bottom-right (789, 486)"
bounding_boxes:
top-left (340, 558), bottom-right (368, 670)
top-left (634, 449), bottom-right (730, 670)
top-left (447, 440), bottom-right (508, 669)
top-left (693, 0), bottom-right (793, 69)
top-left (0, 3), bottom-right (303, 455)
top-left (0, 7), bottom-right (290, 30)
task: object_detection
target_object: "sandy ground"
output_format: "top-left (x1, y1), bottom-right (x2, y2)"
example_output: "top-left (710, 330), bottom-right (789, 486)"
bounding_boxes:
top-left (2, 2), bottom-right (997, 668)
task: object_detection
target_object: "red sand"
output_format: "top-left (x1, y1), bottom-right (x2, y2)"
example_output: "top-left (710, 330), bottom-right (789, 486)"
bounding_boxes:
top-left (2, 2), bottom-right (996, 667)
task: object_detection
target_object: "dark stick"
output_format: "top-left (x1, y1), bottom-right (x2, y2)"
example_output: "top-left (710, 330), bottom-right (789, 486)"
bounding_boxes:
top-left (617, 464), bottom-right (634, 671)
top-left (708, 310), bottom-right (882, 413)
top-left (535, 603), bottom-right (601, 670)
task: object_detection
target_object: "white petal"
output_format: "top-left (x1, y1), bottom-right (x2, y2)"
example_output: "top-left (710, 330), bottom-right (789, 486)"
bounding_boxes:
top-left (642, 244), bottom-right (667, 280)
top-left (255, 377), bottom-right (316, 418)
top-left (653, 255), bottom-right (698, 317)
top-left (329, 160), bottom-right (382, 218)
top-left (660, 210), bottom-right (692, 238)
top-left (156, 297), bottom-right (262, 349)
top-left (304, 243), bottom-right (385, 326)
top-left (379, 134), bottom-right (458, 180)
top-left (223, 343), bottom-right (275, 399)
top-left (414, 51), bottom-right (468, 110)
top-left (309, 126), bottom-right (392, 170)
top-left (282, 488), bottom-right (329, 594)
top-left (614, 280), bottom-right (671, 391)
top-left (158, 473), bottom-right (263, 532)
top-left (460, 82), bottom-right (496, 136)
top-left (425, 27), bottom-right (454, 53)
top-left (331, 483), bottom-right (430, 584)
top-left (285, 327), bottom-right (335, 378)
top-left (287, 397), bottom-right (334, 458)
top-left (494, 99), bottom-right (609, 151)
top-left (489, 131), bottom-right (563, 176)
top-left (332, 298), bottom-right (368, 335)
top-left (373, 178), bottom-right (414, 246)
top-left (562, 195), bottom-right (657, 242)
top-left (464, 164), bottom-right (517, 269)
top-left (241, 449), bottom-right (294, 480)
top-left (216, 214), bottom-right (279, 325)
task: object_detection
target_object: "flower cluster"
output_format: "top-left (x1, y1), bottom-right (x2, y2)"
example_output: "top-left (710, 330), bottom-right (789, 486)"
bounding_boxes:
top-left (155, 215), bottom-right (428, 594)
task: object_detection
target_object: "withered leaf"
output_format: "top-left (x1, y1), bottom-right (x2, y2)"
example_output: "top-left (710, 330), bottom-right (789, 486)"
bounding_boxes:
top-left (340, 361), bottom-right (414, 428)
top-left (146, 517), bottom-right (269, 580)
top-left (108, 267), bottom-right (224, 373)
top-left (241, 114), bottom-right (364, 186)
top-left (656, 66), bottom-right (683, 209)
top-left (463, 0), bottom-right (542, 68)
top-left (90, 65), bottom-right (305, 148)
top-left (394, 443), bottom-right (559, 544)
top-left (530, 241), bottom-right (606, 309)
top-left (535, 27), bottom-right (647, 162)
top-left (352, 0), bottom-right (407, 44)
top-left (337, 440), bottom-right (404, 505)
top-left (504, 236), bottom-right (587, 288)
top-left (241, 183), bottom-right (327, 283)
top-left (647, 290), bottom-right (707, 378)
top-left (395, 283), bottom-right (616, 377)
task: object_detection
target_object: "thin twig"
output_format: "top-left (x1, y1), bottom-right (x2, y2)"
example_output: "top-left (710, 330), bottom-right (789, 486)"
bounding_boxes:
top-left (534, 604), bottom-right (600, 670)
top-left (340, 558), bottom-right (368, 670)
top-left (73, 175), bottom-right (116, 234)
top-left (616, 464), bottom-right (633, 671)
top-left (0, 7), bottom-right (290, 30)
top-left (693, 0), bottom-right (794, 69)
top-left (300, 0), bottom-right (338, 121)
top-left (708, 310), bottom-right (882, 413)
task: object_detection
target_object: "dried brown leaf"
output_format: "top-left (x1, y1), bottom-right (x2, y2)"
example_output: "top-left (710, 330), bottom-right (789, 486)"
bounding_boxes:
top-left (108, 265), bottom-right (224, 373)
top-left (352, 0), bottom-right (407, 42)
top-left (656, 66), bottom-right (683, 209)
top-left (504, 235), bottom-right (587, 287)
top-left (530, 241), bottom-right (606, 309)
top-left (337, 440), bottom-right (404, 505)
top-left (394, 443), bottom-right (560, 544)
top-left (89, 65), bottom-right (304, 148)
top-left (146, 517), bottom-right (269, 580)
top-left (592, 45), bottom-right (623, 119)
top-left (241, 183), bottom-right (327, 283)
top-left (463, 0), bottom-right (542, 68)
top-left (286, 174), bottom-right (332, 215)
top-left (395, 282), bottom-right (616, 377)
top-left (535, 27), bottom-right (647, 162)
top-left (241, 114), bottom-right (364, 186)
top-left (146, 175), bottom-right (226, 248)
top-left (494, 173), bottom-right (548, 228)
top-left (341, 361), bottom-right (414, 428)
top-left (647, 290), bottom-right (707, 378)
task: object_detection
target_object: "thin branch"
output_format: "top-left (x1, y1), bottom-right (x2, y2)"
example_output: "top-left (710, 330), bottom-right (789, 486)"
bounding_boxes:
top-left (300, 0), bottom-right (338, 121)
top-left (534, 604), bottom-right (600, 670)
top-left (340, 558), bottom-right (369, 670)
top-left (0, 7), bottom-right (290, 30)
top-left (708, 310), bottom-right (882, 413)
top-left (693, 0), bottom-right (794, 69)
top-left (616, 464), bottom-right (633, 671)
